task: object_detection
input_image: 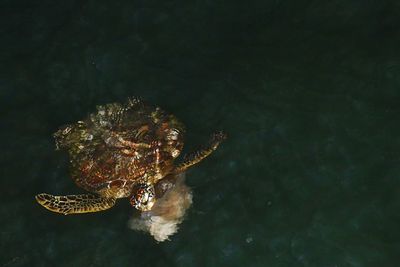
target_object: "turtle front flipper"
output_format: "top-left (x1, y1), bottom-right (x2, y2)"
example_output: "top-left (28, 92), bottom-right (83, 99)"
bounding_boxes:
top-left (174, 131), bottom-right (226, 174)
top-left (35, 193), bottom-right (116, 215)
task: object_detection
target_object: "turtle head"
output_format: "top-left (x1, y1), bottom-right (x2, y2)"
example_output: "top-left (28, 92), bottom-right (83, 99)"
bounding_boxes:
top-left (130, 183), bottom-right (156, 211)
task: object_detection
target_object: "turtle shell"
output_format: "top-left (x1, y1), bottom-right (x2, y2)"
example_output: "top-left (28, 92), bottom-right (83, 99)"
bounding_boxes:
top-left (53, 98), bottom-right (185, 198)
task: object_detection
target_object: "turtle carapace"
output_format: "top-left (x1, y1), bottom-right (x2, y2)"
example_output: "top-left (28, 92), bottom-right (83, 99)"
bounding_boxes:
top-left (35, 98), bottom-right (226, 215)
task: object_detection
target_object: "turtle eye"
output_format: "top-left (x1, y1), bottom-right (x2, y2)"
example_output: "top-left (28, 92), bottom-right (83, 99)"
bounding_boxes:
top-left (138, 190), bottom-right (148, 203)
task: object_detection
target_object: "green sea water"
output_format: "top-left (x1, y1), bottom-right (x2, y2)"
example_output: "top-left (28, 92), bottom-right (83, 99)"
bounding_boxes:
top-left (1, 0), bottom-right (400, 266)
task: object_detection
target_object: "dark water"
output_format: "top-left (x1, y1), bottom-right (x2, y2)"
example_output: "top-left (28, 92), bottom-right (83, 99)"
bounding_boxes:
top-left (2, 1), bottom-right (400, 266)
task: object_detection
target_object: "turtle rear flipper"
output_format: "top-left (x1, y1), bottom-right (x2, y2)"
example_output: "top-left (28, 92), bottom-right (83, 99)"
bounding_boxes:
top-left (35, 193), bottom-right (116, 215)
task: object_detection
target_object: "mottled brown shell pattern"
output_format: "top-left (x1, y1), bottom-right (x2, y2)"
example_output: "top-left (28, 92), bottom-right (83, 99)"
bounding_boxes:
top-left (53, 98), bottom-right (185, 198)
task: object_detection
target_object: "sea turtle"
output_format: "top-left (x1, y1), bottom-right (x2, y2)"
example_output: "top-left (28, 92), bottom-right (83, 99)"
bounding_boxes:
top-left (35, 97), bottom-right (226, 215)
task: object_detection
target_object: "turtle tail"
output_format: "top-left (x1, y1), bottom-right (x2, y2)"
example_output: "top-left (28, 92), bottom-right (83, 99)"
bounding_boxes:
top-left (35, 193), bottom-right (116, 215)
